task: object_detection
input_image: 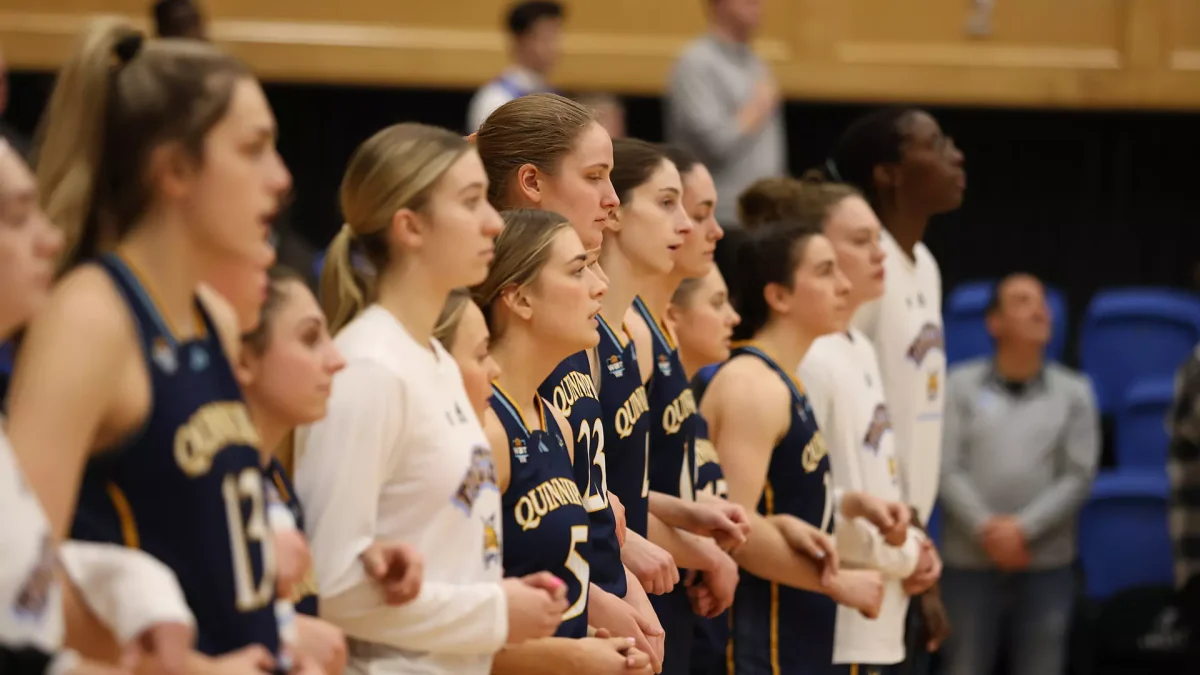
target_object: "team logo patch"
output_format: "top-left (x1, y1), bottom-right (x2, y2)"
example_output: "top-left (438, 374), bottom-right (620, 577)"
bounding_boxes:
top-left (152, 337), bottom-right (177, 374)
top-left (512, 438), bottom-right (529, 464)
top-left (905, 322), bottom-right (945, 367)
top-left (189, 345), bottom-right (209, 372)
top-left (482, 514), bottom-right (502, 568)
top-left (453, 444), bottom-right (499, 514)
top-left (656, 353), bottom-right (672, 378)
top-left (927, 371), bottom-right (941, 401)
top-left (606, 354), bottom-right (625, 379)
top-left (14, 535), bottom-right (57, 621)
top-left (862, 403), bottom-right (893, 454)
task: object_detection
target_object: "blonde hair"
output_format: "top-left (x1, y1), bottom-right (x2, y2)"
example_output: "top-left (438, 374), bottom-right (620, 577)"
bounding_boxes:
top-left (470, 209), bottom-right (572, 343)
top-left (475, 93), bottom-right (595, 209)
top-left (321, 123), bottom-right (471, 334)
top-left (737, 174), bottom-right (861, 232)
top-left (35, 17), bottom-right (251, 272)
top-left (433, 288), bottom-right (474, 350)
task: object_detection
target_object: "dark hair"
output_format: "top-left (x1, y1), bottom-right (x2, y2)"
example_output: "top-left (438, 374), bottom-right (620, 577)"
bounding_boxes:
top-left (152, 0), bottom-right (205, 39)
top-left (738, 175), bottom-right (861, 232)
top-left (985, 273), bottom-right (1040, 316)
top-left (35, 18), bottom-right (251, 272)
top-left (507, 1), bottom-right (564, 37)
top-left (611, 138), bottom-right (669, 205)
top-left (730, 221), bottom-right (824, 341)
top-left (662, 145), bottom-right (701, 176)
top-left (825, 107), bottom-right (920, 208)
top-left (242, 266), bottom-right (309, 355)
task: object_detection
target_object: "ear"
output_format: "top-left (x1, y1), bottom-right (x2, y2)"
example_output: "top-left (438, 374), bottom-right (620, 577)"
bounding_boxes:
top-left (664, 302), bottom-right (682, 329)
top-left (605, 207), bottom-right (624, 233)
top-left (515, 164), bottom-right (544, 206)
top-left (152, 141), bottom-right (198, 202)
top-left (500, 284), bottom-right (535, 323)
top-left (873, 162), bottom-right (901, 191)
top-left (762, 281), bottom-right (792, 316)
top-left (234, 351), bottom-right (257, 389)
top-left (985, 312), bottom-right (1002, 340)
top-left (389, 207), bottom-right (425, 251)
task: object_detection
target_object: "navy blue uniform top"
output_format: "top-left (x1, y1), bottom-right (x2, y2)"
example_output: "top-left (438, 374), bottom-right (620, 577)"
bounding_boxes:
top-left (595, 315), bottom-right (651, 538)
top-left (723, 343), bottom-right (836, 675)
top-left (264, 459), bottom-right (318, 617)
top-left (491, 384), bottom-right (591, 637)
top-left (689, 368), bottom-right (730, 663)
top-left (633, 297), bottom-right (697, 501)
top-left (539, 352), bottom-right (627, 598)
top-left (71, 254), bottom-right (279, 656)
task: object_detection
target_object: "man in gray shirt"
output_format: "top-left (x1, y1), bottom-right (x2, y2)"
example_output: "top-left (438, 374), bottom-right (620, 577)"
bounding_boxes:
top-left (939, 273), bottom-right (1099, 675)
top-left (665, 0), bottom-right (786, 233)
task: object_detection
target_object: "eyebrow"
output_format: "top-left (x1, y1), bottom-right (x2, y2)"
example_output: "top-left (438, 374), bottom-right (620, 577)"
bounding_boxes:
top-left (659, 187), bottom-right (681, 197)
top-left (584, 162), bottom-right (611, 171)
top-left (568, 253), bottom-right (589, 266)
top-left (250, 123), bottom-right (278, 142)
top-left (458, 180), bottom-right (486, 195)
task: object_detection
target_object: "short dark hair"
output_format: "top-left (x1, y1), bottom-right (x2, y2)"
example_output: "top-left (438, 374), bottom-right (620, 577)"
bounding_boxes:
top-left (611, 138), bottom-right (668, 205)
top-left (985, 272), bottom-right (1039, 316)
top-left (152, 0), bottom-right (204, 39)
top-left (730, 221), bottom-right (824, 340)
top-left (507, 1), bottom-right (564, 37)
top-left (825, 107), bottom-right (921, 209)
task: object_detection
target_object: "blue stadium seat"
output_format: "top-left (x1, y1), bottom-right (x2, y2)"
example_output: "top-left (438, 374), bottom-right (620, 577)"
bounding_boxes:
top-left (925, 502), bottom-right (943, 546)
top-left (1078, 470), bottom-right (1174, 600)
top-left (1115, 376), bottom-right (1176, 469)
top-left (1079, 288), bottom-right (1200, 413)
top-left (943, 280), bottom-right (1068, 365)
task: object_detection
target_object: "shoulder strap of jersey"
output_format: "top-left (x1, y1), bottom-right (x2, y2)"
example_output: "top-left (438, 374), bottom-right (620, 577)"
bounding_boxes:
top-left (632, 296), bottom-right (675, 354)
top-left (731, 344), bottom-right (806, 403)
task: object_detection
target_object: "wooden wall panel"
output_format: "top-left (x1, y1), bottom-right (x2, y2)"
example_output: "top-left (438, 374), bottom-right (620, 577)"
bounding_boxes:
top-left (2, 0), bottom-right (1199, 109)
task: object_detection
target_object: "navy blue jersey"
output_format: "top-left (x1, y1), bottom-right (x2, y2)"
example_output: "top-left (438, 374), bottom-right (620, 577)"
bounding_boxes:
top-left (539, 352), bottom-right (626, 598)
top-left (264, 459), bottom-right (318, 617)
top-left (723, 343), bottom-right (836, 675)
top-left (71, 254), bottom-right (279, 656)
top-left (689, 369), bottom-right (730, 671)
top-left (595, 315), bottom-right (651, 538)
top-left (491, 384), bottom-right (591, 638)
top-left (633, 297), bottom-right (697, 501)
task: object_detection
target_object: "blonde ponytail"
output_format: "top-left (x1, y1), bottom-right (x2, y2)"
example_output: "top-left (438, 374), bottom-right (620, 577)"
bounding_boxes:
top-left (320, 225), bottom-right (371, 335)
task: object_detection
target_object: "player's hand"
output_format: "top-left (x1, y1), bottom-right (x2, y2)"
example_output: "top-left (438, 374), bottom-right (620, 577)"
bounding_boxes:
top-left (586, 590), bottom-right (659, 673)
top-left (980, 516), bottom-right (1030, 571)
top-left (630, 607), bottom-right (665, 673)
top-left (621, 535), bottom-right (678, 595)
top-left (274, 529), bottom-right (312, 599)
top-left (204, 645), bottom-right (275, 675)
top-left (683, 500), bottom-right (750, 553)
top-left (125, 621), bottom-right (192, 675)
top-left (574, 636), bottom-right (654, 675)
top-left (772, 515), bottom-right (839, 587)
top-left (685, 552), bottom-right (738, 618)
top-left (295, 616), bottom-right (347, 675)
top-left (902, 540), bottom-right (943, 596)
top-left (502, 574), bottom-right (567, 643)
top-left (829, 569), bottom-right (885, 619)
top-left (288, 653), bottom-right (326, 675)
top-left (920, 584), bottom-right (952, 652)
top-left (361, 540), bottom-right (423, 605)
top-left (610, 493), bottom-right (628, 548)
top-left (843, 493), bottom-right (910, 547)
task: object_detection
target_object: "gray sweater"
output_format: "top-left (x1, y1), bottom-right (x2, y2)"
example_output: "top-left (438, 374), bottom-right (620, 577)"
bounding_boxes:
top-left (664, 34), bottom-right (786, 226)
top-left (939, 359), bottom-right (1100, 569)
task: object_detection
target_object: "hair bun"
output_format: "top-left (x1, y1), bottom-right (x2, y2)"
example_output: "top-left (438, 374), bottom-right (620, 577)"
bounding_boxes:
top-left (113, 32), bottom-right (145, 66)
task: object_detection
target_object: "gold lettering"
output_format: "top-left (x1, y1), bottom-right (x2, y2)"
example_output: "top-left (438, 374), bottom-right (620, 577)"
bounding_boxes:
top-left (661, 388), bottom-right (697, 436)
top-left (802, 431), bottom-right (829, 474)
top-left (552, 371), bottom-right (598, 419)
top-left (175, 402), bottom-right (262, 477)
top-left (513, 477), bottom-right (585, 531)
top-left (615, 386), bottom-right (650, 439)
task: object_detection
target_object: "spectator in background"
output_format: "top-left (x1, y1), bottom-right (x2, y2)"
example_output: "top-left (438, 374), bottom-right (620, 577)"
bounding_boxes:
top-left (938, 273), bottom-right (1099, 675)
top-left (577, 92), bottom-right (626, 139)
top-left (1168, 347), bottom-right (1200, 662)
top-left (152, 0), bottom-right (208, 40)
top-left (0, 44), bottom-right (29, 160)
top-left (467, 1), bottom-right (564, 132)
top-left (665, 0), bottom-right (784, 257)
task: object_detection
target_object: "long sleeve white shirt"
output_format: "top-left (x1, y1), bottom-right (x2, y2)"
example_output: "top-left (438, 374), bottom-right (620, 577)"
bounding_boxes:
top-left (801, 330), bottom-right (923, 666)
top-left (295, 306), bottom-right (506, 675)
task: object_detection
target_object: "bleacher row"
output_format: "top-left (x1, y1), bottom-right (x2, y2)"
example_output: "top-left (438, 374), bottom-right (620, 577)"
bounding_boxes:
top-left (930, 283), bottom-right (1200, 603)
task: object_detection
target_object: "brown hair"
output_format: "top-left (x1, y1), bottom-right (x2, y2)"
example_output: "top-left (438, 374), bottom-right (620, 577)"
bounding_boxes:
top-left (475, 93), bottom-right (595, 209)
top-left (433, 288), bottom-right (475, 350)
top-left (610, 138), bottom-right (670, 206)
top-left (670, 276), bottom-right (705, 308)
top-left (470, 209), bottom-right (572, 343)
top-left (241, 266), bottom-right (308, 355)
top-left (737, 174), bottom-right (861, 232)
top-left (35, 17), bottom-right (252, 272)
top-left (322, 123), bottom-right (471, 334)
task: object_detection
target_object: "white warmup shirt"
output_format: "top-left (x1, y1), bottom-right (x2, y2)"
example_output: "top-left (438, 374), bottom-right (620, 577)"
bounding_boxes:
top-left (295, 306), bottom-right (507, 675)
top-left (801, 331), bottom-right (924, 665)
top-left (0, 425), bottom-right (68, 669)
top-left (466, 65), bottom-right (550, 132)
top-left (853, 230), bottom-right (947, 524)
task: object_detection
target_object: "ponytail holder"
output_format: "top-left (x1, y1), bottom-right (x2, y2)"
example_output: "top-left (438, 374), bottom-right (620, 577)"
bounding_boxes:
top-left (824, 158), bottom-right (842, 182)
top-left (113, 32), bottom-right (145, 68)
top-left (464, 132), bottom-right (478, 144)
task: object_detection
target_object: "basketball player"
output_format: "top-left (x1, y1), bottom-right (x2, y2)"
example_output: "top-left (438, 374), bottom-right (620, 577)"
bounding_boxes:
top-left (10, 19), bottom-right (291, 669)
top-left (433, 289), bottom-right (502, 420)
top-left (295, 123), bottom-right (566, 675)
top-left (699, 221), bottom-right (887, 674)
top-left (827, 108), bottom-right (966, 669)
top-left (476, 94), bottom-right (667, 669)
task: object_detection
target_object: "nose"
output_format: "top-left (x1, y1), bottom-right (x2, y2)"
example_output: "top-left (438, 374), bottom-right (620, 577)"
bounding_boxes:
top-left (601, 179), bottom-right (620, 211)
top-left (711, 218), bottom-right (725, 242)
top-left (326, 344), bottom-right (347, 374)
top-left (728, 306), bottom-right (742, 327)
top-left (482, 202), bottom-right (504, 237)
top-left (35, 212), bottom-right (64, 260)
top-left (834, 267), bottom-right (851, 296)
top-left (675, 208), bottom-right (693, 237)
top-left (272, 150), bottom-right (293, 195)
top-left (587, 267), bottom-right (608, 300)
top-left (871, 242), bottom-right (885, 265)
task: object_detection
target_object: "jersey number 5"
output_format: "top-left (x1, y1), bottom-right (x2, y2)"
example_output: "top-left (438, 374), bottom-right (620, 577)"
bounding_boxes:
top-left (562, 525), bottom-right (590, 621)
top-left (222, 467), bottom-right (277, 612)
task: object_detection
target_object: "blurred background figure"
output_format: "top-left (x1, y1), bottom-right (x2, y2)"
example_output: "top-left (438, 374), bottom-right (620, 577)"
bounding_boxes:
top-left (467, 0), bottom-right (564, 131)
top-left (576, 92), bottom-right (626, 139)
top-left (152, 0), bottom-right (208, 40)
top-left (939, 273), bottom-right (1098, 675)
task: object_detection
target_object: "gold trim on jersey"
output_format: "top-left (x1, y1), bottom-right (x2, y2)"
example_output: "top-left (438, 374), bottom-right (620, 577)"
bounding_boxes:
top-left (492, 382), bottom-right (547, 433)
top-left (731, 340), bottom-right (807, 394)
top-left (115, 250), bottom-right (208, 342)
top-left (765, 480), bottom-right (780, 675)
top-left (596, 314), bottom-right (632, 348)
top-left (635, 297), bottom-right (677, 351)
top-left (106, 481), bottom-right (140, 548)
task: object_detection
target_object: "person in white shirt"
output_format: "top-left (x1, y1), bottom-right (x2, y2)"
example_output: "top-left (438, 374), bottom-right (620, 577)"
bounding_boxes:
top-left (828, 107), bottom-right (966, 674)
top-left (736, 177), bottom-right (943, 673)
top-left (466, 1), bottom-right (564, 132)
top-left (296, 122), bottom-right (568, 675)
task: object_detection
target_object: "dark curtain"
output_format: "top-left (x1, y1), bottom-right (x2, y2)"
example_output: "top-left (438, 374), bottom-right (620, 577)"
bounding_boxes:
top-left (7, 70), bottom-right (1200, 365)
